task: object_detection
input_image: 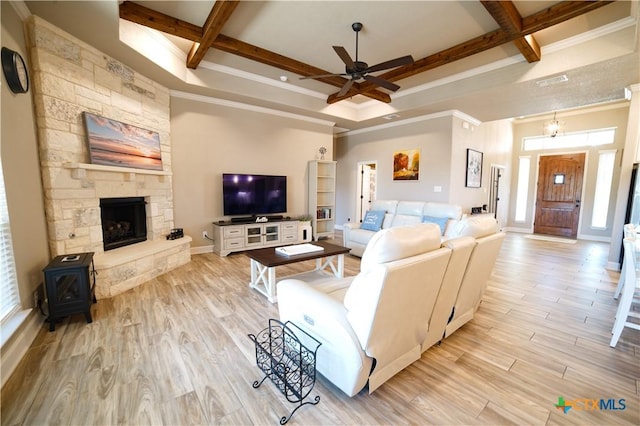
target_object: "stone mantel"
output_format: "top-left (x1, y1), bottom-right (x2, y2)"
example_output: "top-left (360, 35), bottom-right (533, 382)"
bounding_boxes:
top-left (64, 162), bottom-right (172, 182)
top-left (64, 162), bottom-right (172, 176)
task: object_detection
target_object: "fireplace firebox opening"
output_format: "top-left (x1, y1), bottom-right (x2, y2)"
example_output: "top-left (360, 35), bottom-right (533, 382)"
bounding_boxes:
top-left (100, 197), bottom-right (147, 251)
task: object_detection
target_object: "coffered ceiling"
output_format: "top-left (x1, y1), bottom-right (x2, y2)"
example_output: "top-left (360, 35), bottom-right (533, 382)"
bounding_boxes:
top-left (22, 1), bottom-right (640, 131)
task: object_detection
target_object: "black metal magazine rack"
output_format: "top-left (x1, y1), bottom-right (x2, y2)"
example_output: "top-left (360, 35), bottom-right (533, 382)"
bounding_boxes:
top-left (248, 319), bottom-right (321, 424)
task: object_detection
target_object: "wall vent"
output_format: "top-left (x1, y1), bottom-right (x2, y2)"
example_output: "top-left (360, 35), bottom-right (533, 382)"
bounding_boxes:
top-left (535, 74), bottom-right (569, 87)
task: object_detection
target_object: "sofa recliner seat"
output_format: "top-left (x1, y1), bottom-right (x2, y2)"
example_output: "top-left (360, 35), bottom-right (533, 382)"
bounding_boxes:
top-left (277, 223), bottom-right (451, 396)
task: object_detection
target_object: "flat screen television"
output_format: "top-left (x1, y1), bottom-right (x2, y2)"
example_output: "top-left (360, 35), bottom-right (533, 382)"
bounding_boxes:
top-left (222, 173), bottom-right (287, 216)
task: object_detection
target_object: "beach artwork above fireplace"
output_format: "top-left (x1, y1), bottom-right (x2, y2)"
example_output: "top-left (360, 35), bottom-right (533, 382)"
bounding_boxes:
top-left (82, 112), bottom-right (162, 171)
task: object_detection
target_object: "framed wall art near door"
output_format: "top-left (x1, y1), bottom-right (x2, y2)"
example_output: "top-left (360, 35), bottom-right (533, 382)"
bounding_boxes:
top-left (393, 148), bottom-right (420, 181)
top-left (465, 149), bottom-right (483, 188)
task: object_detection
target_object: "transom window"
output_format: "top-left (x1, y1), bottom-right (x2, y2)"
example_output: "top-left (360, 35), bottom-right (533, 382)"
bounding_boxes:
top-left (523, 128), bottom-right (616, 151)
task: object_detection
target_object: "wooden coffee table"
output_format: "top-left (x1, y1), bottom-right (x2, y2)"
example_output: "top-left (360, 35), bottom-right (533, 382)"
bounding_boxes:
top-left (246, 241), bottom-right (351, 303)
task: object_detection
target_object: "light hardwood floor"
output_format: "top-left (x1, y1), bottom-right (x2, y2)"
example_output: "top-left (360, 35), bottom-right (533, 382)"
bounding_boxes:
top-left (2, 233), bottom-right (639, 425)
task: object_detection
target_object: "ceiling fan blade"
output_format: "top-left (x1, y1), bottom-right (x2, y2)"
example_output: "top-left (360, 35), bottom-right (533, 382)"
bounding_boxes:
top-left (333, 46), bottom-right (355, 68)
top-left (363, 75), bottom-right (400, 92)
top-left (365, 55), bottom-right (414, 73)
top-left (337, 79), bottom-right (355, 97)
top-left (299, 73), bottom-right (346, 80)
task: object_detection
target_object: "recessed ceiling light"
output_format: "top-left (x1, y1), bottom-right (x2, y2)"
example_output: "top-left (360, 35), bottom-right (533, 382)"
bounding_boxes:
top-left (535, 74), bottom-right (568, 87)
top-left (279, 75), bottom-right (288, 82)
top-left (383, 114), bottom-right (400, 120)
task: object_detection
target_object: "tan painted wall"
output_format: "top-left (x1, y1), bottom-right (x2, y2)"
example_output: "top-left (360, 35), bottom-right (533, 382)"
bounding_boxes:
top-left (170, 96), bottom-right (334, 249)
top-left (1, 2), bottom-right (51, 387)
top-left (1, 2), bottom-right (49, 311)
top-left (335, 115), bottom-right (453, 226)
top-left (335, 112), bottom-right (513, 226)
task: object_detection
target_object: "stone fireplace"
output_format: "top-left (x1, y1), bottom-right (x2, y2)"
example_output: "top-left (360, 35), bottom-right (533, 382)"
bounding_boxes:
top-left (27, 16), bottom-right (191, 299)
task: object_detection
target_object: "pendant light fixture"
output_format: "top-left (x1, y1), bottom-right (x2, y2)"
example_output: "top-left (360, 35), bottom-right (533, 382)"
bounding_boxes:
top-left (544, 111), bottom-right (562, 138)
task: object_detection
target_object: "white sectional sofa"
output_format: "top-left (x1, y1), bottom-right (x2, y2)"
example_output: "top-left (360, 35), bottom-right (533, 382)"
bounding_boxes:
top-left (277, 215), bottom-right (505, 397)
top-left (342, 200), bottom-right (463, 257)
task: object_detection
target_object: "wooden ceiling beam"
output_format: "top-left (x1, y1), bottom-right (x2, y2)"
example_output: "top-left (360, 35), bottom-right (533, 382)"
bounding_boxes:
top-left (481, 0), bottom-right (541, 63)
top-left (514, 35), bottom-right (541, 63)
top-left (331, 0), bottom-right (613, 103)
top-left (187, 1), bottom-right (240, 69)
top-left (210, 35), bottom-right (346, 90)
top-left (328, 27), bottom-right (511, 103)
top-left (119, 1), bottom-right (391, 103)
top-left (119, 1), bottom-right (201, 42)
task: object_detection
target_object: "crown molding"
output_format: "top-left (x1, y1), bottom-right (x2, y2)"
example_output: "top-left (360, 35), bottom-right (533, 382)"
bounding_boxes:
top-left (198, 61), bottom-right (328, 101)
top-left (338, 110), bottom-right (480, 137)
top-left (170, 90), bottom-right (335, 128)
top-left (542, 16), bottom-right (637, 55)
top-left (9, 1), bottom-right (31, 21)
top-left (513, 100), bottom-right (630, 123)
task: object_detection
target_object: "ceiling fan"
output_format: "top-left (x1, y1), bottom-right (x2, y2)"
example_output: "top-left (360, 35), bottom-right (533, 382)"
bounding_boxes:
top-left (301, 22), bottom-right (414, 97)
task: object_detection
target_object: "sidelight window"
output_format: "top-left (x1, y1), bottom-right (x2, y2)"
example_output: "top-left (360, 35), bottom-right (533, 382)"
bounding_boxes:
top-left (591, 150), bottom-right (617, 229)
top-left (514, 156), bottom-right (531, 222)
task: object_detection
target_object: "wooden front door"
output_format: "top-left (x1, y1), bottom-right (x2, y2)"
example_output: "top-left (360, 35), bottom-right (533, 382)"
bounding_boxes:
top-left (534, 153), bottom-right (585, 238)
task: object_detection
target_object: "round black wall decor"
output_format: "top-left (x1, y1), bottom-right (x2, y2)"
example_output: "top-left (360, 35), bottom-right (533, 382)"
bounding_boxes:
top-left (1, 47), bottom-right (29, 94)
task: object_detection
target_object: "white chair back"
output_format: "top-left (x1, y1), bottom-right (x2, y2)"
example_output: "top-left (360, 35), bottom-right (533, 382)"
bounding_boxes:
top-left (615, 224), bottom-right (637, 299)
top-left (610, 237), bottom-right (640, 347)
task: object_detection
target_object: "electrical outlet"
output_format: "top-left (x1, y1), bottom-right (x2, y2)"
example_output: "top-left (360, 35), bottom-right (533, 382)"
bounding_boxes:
top-left (33, 289), bottom-right (39, 307)
top-left (202, 231), bottom-right (208, 239)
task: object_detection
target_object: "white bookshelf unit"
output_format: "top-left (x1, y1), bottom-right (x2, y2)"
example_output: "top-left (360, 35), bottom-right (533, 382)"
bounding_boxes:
top-left (308, 160), bottom-right (337, 240)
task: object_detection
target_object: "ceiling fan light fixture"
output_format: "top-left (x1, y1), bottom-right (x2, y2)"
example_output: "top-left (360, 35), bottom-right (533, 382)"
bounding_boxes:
top-left (301, 21), bottom-right (414, 101)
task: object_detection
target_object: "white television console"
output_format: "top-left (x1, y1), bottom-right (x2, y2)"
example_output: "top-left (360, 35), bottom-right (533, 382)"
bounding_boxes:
top-left (212, 219), bottom-right (299, 257)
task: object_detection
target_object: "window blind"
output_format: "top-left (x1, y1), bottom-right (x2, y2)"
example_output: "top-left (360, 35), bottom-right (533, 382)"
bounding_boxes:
top-left (0, 164), bottom-right (20, 324)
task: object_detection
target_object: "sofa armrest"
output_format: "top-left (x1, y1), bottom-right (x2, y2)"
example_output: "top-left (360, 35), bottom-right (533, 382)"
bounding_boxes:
top-left (277, 278), bottom-right (373, 397)
top-left (342, 222), bottom-right (361, 246)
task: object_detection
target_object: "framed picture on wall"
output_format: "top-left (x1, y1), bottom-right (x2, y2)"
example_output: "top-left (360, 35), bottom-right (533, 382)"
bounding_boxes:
top-left (465, 149), bottom-right (483, 188)
top-left (82, 112), bottom-right (163, 171)
top-left (393, 148), bottom-right (420, 181)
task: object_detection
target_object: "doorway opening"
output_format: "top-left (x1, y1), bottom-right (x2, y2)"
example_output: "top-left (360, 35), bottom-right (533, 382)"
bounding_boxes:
top-left (356, 161), bottom-right (377, 223)
top-left (488, 164), bottom-right (505, 225)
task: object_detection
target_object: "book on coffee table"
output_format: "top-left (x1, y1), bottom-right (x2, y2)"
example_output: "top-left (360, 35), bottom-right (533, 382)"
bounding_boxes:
top-left (275, 243), bottom-right (324, 256)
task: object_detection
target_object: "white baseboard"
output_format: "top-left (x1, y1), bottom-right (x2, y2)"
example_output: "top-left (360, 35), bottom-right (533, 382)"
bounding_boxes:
top-left (191, 245), bottom-right (214, 255)
top-left (576, 234), bottom-right (611, 243)
top-left (504, 227), bottom-right (612, 243)
top-left (606, 261), bottom-right (622, 271)
top-left (1, 309), bottom-right (42, 388)
top-left (504, 226), bottom-right (532, 234)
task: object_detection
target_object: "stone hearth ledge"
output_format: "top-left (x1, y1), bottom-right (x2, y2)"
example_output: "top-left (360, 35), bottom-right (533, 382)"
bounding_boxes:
top-left (93, 236), bottom-right (192, 299)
